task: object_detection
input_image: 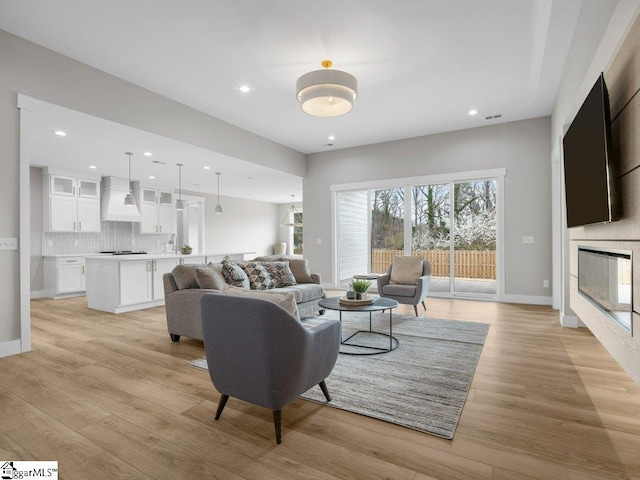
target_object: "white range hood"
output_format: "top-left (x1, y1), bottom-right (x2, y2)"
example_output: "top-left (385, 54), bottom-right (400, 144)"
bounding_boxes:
top-left (101, 176), bottom-right (141, 222)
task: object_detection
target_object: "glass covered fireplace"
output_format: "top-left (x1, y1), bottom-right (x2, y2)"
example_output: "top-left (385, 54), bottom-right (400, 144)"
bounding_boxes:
top-left (578, 246), bottom-right (632, 335)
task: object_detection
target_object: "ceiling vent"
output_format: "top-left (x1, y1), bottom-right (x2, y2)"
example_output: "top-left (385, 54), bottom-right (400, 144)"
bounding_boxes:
top-left (485, 114), bottom-right (502, 120)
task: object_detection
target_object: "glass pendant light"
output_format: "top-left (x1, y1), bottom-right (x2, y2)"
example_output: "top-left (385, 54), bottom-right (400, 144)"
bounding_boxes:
top-left (215, 172), bottom-right (223, 214)
top-left (175, 163), bottom-right (185, 211)
top-left (124, 152), bottom-right (136, 206)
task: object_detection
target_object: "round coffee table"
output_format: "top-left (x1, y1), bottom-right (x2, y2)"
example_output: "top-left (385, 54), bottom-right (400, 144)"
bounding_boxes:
top-left (318, 296), bottom-right (399, 355)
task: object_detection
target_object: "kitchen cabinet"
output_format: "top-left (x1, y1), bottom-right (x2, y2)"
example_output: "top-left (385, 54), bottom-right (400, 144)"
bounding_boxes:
top-left (120, 257), bottom-right (179, 305)
top-left (44, 171), bottom-right (101, 232)
top-left (44, 256), bottom-right (86, 298)
top-left (134, 183), bottom-right (175, 234)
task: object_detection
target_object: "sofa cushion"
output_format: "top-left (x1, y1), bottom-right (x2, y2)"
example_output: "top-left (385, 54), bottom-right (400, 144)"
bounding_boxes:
top-left (275, 283), bottom-right (324, 304)
top-left (195, 265), bottom-right (226, 290)
top-left (172, 264), bottom-right (204, 290)
top-left (237, 261), bottom-right (273, 290)
top-left (382, 284), bottom-right (417, 297)
top-left (263, 261), bottom-right (297, 288)
top-left (390, 256), bottom-right (423, 285)
top-left (221, 259), bottom-right (250, 289)
top-left (287, 258), bottom-right (314, 284)
top-left (223, 285), bottom-right (299, 321)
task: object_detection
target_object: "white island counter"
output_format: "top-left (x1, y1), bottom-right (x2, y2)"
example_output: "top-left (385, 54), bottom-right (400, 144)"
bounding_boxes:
top-left (86, 252), bottom-right (251, 313)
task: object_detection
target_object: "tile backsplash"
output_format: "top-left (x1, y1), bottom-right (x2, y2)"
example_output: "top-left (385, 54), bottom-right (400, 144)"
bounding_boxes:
top-left (42, 221), bottom-right (171, 255)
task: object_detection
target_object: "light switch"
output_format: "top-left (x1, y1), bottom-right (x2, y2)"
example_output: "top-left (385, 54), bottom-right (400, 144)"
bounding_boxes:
top-left (316, 238), bottom-right (322, 245)
top-left (523, 236), bottom-right (535, 244)
top-left (0, 238), bottom-right (18, 250)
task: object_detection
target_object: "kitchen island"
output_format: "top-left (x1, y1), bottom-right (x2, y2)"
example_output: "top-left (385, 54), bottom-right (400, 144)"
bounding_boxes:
top-left (86, 252), bottom-right (251, 313)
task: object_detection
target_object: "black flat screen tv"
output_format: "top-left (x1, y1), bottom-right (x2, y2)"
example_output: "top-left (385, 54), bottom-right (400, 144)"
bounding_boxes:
top-left (563, 73), bottom-right (618, 228)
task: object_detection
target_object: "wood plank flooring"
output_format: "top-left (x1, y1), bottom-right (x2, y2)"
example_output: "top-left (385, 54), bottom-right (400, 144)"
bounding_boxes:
top-left (1, 294), bottom-right (640, 479)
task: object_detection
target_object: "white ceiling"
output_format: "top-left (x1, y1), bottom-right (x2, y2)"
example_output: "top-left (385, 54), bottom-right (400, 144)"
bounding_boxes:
top-left (0, 0), bottom-right (588, 202)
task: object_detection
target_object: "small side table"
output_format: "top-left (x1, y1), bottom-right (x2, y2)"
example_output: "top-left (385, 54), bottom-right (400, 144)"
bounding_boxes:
top-left (352, 273), bottom-right (382, 281)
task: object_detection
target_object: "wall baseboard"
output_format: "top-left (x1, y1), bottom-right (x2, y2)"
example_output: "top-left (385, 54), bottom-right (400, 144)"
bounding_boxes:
top-left (501, 294), bottom-right (553, 306)
top-left (560, 314), bottom-right (584, 328)
top-left (0, 339), bottom-right (23, 358)
top-left (30, 290), bottom-right (48, 299)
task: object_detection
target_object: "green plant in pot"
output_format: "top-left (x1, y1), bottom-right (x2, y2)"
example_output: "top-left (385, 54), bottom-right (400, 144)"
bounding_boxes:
top-left (348, 278), bottom-right (371, 300)
top-left (181, 244), bottom-right (193, 255)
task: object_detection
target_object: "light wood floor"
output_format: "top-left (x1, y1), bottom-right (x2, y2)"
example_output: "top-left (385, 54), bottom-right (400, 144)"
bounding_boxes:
top-left (2, 294), bottom-right (640, 479)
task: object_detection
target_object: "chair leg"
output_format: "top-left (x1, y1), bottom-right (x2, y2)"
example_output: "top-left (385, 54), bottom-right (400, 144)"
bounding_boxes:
top-left (319, 380), bottom-right (331, 402)
top-left (422, 301), bottom-right (427, 311)
top-left (214, 394), bottom-right (229, 420)
top-left (169, 334), bottom-right (180, 342)
top-left (413, 305), bottom-right (419, 316)
top-left (273, 410), bottom-right (282, 444)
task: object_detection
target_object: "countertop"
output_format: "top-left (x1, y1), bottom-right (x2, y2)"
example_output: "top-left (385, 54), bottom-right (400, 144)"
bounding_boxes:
top-left (83, 252), bottom-right (254, 261)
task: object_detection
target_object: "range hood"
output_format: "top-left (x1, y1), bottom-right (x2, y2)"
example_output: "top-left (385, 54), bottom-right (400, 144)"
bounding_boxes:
top-left (101, 176), bottom-right (141, 222)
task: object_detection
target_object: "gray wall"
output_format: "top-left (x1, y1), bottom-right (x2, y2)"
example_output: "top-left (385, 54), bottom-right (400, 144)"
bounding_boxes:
top-left (0, 29), bottom-right (304, 349)
top-left (203, 193), bottom-right (279, 258)
top-left (29, 167), bottom-right (43, 292)
top-left (304, 117), bottom-right (552, 300)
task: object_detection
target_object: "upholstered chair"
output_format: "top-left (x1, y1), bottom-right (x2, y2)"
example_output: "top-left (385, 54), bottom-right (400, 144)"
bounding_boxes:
top-left (200, 293), bottom-right (341, 444)
top-left (377, 257), bottom-right (431, 316)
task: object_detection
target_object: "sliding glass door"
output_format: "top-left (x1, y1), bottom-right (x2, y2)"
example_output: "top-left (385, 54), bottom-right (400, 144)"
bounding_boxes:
top-left (371, 187), bottom-right (404, 274)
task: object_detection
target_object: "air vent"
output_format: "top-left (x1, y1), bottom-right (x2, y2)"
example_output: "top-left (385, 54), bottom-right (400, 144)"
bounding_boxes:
top-left (151, 160), bottom-right (166, 165)
top-left (485, 114), bottom-right (502, 120)
top-left (324, 143), bottom-right (334, 147)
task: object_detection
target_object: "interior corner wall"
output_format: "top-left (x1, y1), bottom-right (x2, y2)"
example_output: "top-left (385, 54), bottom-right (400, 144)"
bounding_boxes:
top-left (202, 194), bottom-right (279, 259)
top-left (30, 166), bottom-right (44, 293)
top-left (0, 29), bottom-right (305, 352)
top-left (304, 117), bottom-right (552, 300)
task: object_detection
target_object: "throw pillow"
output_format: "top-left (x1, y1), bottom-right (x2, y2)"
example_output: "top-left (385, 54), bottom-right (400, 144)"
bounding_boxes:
top-left (263, 261), bottom-right (297, 288)
top-left (389, 256), bottom-right (423, 285)
top-left (221, 258), bottom-right (250, 289)
top-left (223, 285), bottom-right (300, 321)
top-left (286, 258), bottom-right (314, 284)
top-left (236, 261), bottom-right (273, 290)
top-left (171, 264), bottom-right (204, 290)
top-left (195, 265), bottom-right (226, 290)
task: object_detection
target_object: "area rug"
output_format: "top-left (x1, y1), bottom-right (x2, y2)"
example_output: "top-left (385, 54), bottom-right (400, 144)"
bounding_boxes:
top-left (186, 311), bottom-right (489, 439)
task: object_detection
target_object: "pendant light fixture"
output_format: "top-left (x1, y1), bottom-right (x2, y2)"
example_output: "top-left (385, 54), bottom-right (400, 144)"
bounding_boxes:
top-left (281, 195), bottom-right (302, 227)
top-left (296, 60), bottom-right (358, 117)
top-left (124, 152), bottom-right (136, 206)
top-left (214, 172), bottom-right (223, 214)
top-left (175, 163), bottom-right (185, 211)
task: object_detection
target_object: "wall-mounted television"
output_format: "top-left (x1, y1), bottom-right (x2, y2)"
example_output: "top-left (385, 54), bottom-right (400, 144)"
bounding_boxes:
top-left (563, 73), bottom-right (618, 228)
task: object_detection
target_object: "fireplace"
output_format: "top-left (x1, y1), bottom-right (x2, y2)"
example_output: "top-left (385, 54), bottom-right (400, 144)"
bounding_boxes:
top-left (578, 247), bottom-right (632, 334)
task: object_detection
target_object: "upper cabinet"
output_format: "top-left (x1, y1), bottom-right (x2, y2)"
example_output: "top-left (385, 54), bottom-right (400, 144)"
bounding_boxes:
top-left (43, 169), bottom-right (101, 233)
top-left (133, 182), bottom-right (175, 234)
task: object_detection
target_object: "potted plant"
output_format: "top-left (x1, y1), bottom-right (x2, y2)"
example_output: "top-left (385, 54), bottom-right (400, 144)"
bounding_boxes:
top-left (348, 278), bottom-right (371, 300)
top-left (181, 244), bottom-right (193, 255)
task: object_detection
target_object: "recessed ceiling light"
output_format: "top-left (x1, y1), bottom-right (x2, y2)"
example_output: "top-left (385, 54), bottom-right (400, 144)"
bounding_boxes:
top-left (54, 130), bottom-right (66, 136)
top-left (239, 85), bottom-right (251, 93)
top-left (328, 135), bottom-right (335, 141)
top-left (143, 152), bottom-right (153, 156)
top-left (203, 166), bottom-right (211, 170)
top-left (89, 165), bottom-right (97, 169)
top-left (468, 109), bottom-right (478, 116)
top-left (148, 175), bottom-right (155, 179)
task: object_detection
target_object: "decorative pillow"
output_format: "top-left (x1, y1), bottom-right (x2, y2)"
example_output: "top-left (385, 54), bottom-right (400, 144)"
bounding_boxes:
top-left (221, 258), bottom-right (250, 289)
top-left (389, 256), bottom-right (423, 285)
top-left (263, 261), bottom-right (297, 288)
top-left (195, 265), bottom-right (226, 290)
top-left (237, 261), bottom-right (274, 290)
top-left (223, 285), bottom-right (300, 321)
top-left (286, 258), bottom-right (314, 284)
top-left (171, 264), bottom-right (204, 290)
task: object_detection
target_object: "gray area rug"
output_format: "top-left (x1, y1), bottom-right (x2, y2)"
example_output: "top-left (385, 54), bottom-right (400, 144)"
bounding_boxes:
top-left (187, 311), bottom-right (489, 439)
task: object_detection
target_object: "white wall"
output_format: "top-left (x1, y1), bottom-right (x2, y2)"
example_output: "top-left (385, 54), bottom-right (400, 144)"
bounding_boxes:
top-left (29, 167), bottom-right (44, 293)
top-left (305, 117), bottom-right (552, 301)
top-left (0, 29), bottom-right (305, 355)
top-left (203, 193), bottom-right (279, 258)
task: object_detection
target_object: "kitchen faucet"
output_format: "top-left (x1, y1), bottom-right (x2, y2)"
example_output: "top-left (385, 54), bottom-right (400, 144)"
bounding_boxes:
top-left (169, 233), bottom-right (177, 254)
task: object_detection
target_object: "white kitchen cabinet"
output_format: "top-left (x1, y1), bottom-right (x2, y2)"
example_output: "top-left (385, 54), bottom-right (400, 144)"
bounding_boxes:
top-left (44, 171), bottom-right (101, 232)
top-left (120, 260), bottom-right (153, 306)
top-left (179, 255), bottom-right (207, 265)
top-left (134, 183), bottom-right (175, 234)
top-left (152, 258), bottom-right (179, 300)
top-left (44, 256), bottom-right (86, 298)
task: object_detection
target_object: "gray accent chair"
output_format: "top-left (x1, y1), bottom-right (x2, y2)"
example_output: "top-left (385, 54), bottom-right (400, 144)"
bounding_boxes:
top-left (377, 260), bottom-right (432, 316)
top-left (200, 293), bottom-right (341, 444)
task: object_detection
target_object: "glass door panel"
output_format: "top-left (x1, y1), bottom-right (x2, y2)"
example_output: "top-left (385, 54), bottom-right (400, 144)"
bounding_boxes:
top-left (411, 184), bottom-right (450, 293)
top-left (337, 190), bottom-right (369, 288)
top-left (371, 187), bottom-right (404, 274)
top-left (453, 180), bottom-right (497, 295)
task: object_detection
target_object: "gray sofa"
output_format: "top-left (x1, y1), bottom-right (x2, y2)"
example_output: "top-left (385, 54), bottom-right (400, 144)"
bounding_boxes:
top-left (163, 257), bottom-right (326, 342)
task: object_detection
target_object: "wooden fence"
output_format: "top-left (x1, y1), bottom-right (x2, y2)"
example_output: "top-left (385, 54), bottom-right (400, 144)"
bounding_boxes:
top-left (371, 249), bottom-right (496, 280)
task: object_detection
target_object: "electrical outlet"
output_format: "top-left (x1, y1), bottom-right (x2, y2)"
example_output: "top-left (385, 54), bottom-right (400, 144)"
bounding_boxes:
top-left (47, 240), bottom-right (53, 247)
top-left (543, 280), bottom-right (549, 288)
top-left (74, 239), bottom-right (79, 246)
top-left (0, 238), bottom-right (18, 250)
